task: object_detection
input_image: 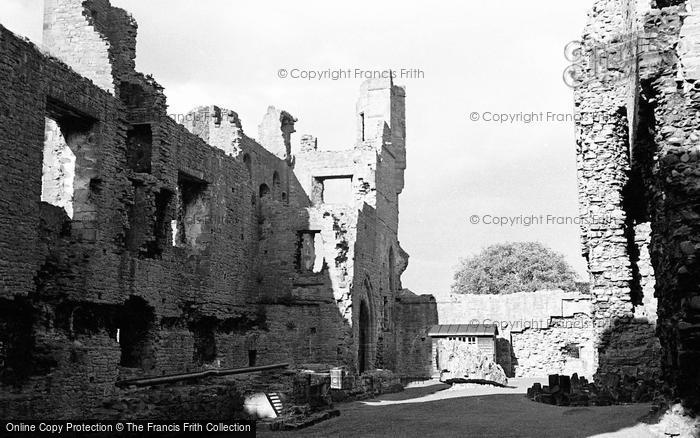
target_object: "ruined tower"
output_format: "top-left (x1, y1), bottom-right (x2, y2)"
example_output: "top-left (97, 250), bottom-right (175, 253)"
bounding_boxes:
top-left (576, 0), bottom-right (700, 412)
top-left (356, 77), bottom-right (407, 196)
top-left (258, 106), bottom-right (297, 162)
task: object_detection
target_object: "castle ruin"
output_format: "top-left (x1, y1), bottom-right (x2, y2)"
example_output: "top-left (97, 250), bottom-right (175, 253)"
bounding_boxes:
top-left (1, 0), bottom-right (700, 428)
top-left (0, 0), bottom-right (436, 418)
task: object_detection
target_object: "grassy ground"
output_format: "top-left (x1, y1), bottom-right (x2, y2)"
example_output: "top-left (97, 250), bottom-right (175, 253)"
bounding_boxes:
top-left (259, 378), bottom-right (660, 438)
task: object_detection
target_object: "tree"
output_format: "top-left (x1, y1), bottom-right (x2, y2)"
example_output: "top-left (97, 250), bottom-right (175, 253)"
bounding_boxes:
top-left (451, 242), bottom-right (578, 295)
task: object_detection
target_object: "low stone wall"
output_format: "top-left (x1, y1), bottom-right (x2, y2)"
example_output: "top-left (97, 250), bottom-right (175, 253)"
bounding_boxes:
top-left (98, 380), bottom-right (246, 421)
top-left (527, 373), bottom-right (657, 407)
top-left (43, 366), bottom-right (407, 424)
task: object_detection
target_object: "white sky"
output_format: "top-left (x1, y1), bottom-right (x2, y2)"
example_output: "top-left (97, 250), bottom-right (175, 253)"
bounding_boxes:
top-left (0, 0), bottom-right (595, 299)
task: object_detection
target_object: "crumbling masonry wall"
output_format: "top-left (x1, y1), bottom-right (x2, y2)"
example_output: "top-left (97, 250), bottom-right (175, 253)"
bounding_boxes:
top-left (576, 0), bottom-right (700, 411)
top-left (437, 291), bottom-right (597, 378)
top-left (510, 315), bottom-right (597, 378)
top-left (0, 0), bottom-right (433, 419)
top-left (394, 290), bottom-right (438, 377)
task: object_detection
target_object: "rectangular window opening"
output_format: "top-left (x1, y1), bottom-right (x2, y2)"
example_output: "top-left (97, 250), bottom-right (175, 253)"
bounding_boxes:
top-left (171, 173), bottom-right (209, 249)
top-left (118, 297), bottom-right (156, 370)
top-left (41, 99), bottom-right (99, 241)
top-left (140, 188), bottom-right (173, 258)
top-left (563, 343), bottom-right (581, 359)
top-left (192, 318), bottom-right (217, 366)
top-left (312, 176), bottom-right (353, 205)
top-left (42, 116), bottom-right (76, 218)
top-left (126, 124), bottom-right (153, 173)
top-left (296, 231), bottom-right (323, 272)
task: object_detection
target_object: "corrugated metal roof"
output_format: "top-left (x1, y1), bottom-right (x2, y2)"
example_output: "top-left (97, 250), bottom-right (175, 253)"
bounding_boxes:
top-left (427, 324), bottom-right (498, 337)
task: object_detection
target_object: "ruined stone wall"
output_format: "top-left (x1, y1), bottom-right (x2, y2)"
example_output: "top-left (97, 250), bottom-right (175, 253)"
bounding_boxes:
top-left (183, 82), bottom-right (413, 376)
top-left (393, 291), bottom-right (437, 377)
top-left (352, 80), bottom-right (409, 373)
top-left (576, 0), bottom-right (700, 411)
top-left (438, 290), bottom-right (592, 327)
top-left (574, 0), bottom-right (662, 387)
top-left (290, 78), bottom-right (412, 374)
top-left (0, 0), bottom-right (432, 419)
top-left (42, 0), bottom-right (138, 94)
top-left (511, 315), bottom-right (597, 378)
top-left (0, 26), bottom-right (350, 412)
top-left (0, 25), bottom-right (259, 419)
top-left (1, 19), bottom-right (131, 418)
top-left (437, 291), bottom-right (596, 378)
top-left (355, 78), bottom-right (406, 194)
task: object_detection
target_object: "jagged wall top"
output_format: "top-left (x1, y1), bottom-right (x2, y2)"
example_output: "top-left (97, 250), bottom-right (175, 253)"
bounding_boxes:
top-left (43, 0), bottom-right (138, 95)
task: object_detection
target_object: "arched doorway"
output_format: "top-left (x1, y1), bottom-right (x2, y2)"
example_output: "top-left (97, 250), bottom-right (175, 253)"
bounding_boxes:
top-left (358, 299), bottom-right (370, 374)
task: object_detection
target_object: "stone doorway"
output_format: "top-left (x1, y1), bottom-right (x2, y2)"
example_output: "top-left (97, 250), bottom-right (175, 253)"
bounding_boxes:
top-left (358, 300), bottom-right (370, 374)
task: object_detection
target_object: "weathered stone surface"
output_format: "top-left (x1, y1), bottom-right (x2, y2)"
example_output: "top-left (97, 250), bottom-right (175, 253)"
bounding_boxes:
top-left (437, 342), bottom-right (508, 386)
top-left (0, 0), bottom-right (436, 419)
top-left (527, 373), bottom-right (656, 407)
top-left (437, 291), bottom-right (596, 378)
top-left (576, 0), bottom-right (700, 414)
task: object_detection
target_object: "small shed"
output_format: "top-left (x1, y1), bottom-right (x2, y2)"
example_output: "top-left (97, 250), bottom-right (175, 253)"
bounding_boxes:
top-left (428, 324), bottom-right (498, 361)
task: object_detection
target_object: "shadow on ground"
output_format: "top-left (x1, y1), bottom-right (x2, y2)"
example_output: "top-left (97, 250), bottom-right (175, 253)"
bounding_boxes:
top-left (359, 381), bottom-right (451, 403)
top-left (259, 379), bottom-right (658, 438)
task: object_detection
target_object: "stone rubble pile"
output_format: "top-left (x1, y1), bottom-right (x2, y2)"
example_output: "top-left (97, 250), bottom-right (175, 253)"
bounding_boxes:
top-left (527, 373), bottom-right (657, 407)
top-left (438, 347), bottom-right (508, 386)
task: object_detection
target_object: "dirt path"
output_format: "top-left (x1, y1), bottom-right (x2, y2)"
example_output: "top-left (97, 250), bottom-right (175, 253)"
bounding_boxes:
top-left (259, 379), bottom-right (659, 438)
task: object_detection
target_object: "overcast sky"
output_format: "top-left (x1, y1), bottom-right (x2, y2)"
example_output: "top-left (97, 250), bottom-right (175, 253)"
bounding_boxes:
top-left (1, 0), bottom-right (595, 298)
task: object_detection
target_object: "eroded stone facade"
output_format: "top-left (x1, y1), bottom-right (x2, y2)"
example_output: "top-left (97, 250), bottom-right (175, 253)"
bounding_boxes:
top-left (437, 291), bottom-right (597, 378)
top-left (576, 0), bottom-right (700, 411)
top-left (0, 0), bottom-right (435, 418)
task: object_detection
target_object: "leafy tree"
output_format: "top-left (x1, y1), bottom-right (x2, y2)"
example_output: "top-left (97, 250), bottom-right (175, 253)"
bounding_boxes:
top-left (451, 242), bottom-right (578, 295)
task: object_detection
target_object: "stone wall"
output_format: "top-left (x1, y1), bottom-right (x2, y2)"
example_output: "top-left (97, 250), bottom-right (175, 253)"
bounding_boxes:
top-left (437, 291), bottom-right (596, 378)
top-left (511, 316), bottom-right (596, 378)
top-left (0, 0), bottom-right (435, 419)
top-left (438, 290), bottom-right (592, 328)
top-left (393, 290), bottom-right (438, 377)
top-left (574, 0), bottom-right (663, 386)
top-left (575, 0), bottom-right (700, 410)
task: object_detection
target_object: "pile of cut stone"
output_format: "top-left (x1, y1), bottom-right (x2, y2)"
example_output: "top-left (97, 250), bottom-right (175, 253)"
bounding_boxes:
top-left (526, 373), bottom-right (656, 406)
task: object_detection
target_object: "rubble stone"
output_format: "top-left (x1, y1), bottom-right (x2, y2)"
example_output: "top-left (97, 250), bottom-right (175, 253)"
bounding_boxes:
top-left (437, 343), bottom-right (508, 386)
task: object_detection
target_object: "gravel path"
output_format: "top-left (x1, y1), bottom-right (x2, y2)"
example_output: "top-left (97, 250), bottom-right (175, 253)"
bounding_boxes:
top-left (259, 378), bottom-right (659, 438)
